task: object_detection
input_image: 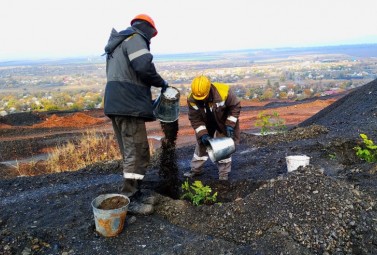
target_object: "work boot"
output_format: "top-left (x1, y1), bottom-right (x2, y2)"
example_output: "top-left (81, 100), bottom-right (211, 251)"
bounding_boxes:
top-left (119, 179), bottom-right (138, 198)
top-left (183, 170), bottom-right (203, 178)
top-left (139, 189), bottom-right (159, 205)
top-left (127, 201), bottom-right (154, 216)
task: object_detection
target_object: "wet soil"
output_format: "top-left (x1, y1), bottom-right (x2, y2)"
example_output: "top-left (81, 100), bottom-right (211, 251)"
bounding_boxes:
top-left (157, 120), bottom-right (180, 198)
top-left (1, 79), bottom-right (377, 254)
top-left (97, 196), bottom-right (129, 210)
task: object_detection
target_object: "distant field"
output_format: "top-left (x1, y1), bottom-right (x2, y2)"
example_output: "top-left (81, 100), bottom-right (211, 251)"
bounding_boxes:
top-left (155, 43), bottom-right (377, 62)
top-left (0, 43), bottom-right (376, 114)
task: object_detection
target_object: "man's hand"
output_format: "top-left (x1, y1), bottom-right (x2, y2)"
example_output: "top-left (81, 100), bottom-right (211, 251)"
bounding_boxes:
top-left (226, 126), bottom-right (235, 138)
top-left (200, 134), bottom-right (210, 146)
top-left (162, 81), bottom-right (169, 93)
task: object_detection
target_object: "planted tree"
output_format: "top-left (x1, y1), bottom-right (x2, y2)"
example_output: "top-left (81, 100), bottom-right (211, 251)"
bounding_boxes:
top-left (181, 180), bottom-right (218, 206)
top-left (255, 111), bottom-right (287, 135)
top-left (354, 134), bottom-right (377, 162)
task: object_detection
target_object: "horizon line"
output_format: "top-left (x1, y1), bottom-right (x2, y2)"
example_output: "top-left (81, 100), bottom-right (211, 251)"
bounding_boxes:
top-left (1, 42), bottom-right (377, 65)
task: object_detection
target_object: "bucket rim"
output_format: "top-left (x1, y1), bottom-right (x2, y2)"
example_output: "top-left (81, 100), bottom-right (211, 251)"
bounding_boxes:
top-left (156, 116), bottom-right (179, 123)
top-left (208, 136), bottom-right (235, 146)
top-left (162, 86), bottom-right (180, 100)
top-left (91, 193), bottom-right (130, 211)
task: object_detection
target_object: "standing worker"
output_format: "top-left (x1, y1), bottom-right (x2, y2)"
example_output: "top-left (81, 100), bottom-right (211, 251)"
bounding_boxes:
top-left (103, 14), bottom-right (168, 215)
top-left (184, 75), bottom-right (241, 180)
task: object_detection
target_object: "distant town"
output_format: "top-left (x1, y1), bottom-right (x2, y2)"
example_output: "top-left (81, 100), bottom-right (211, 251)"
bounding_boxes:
top-left (0, 44), bottom-right (376, 116)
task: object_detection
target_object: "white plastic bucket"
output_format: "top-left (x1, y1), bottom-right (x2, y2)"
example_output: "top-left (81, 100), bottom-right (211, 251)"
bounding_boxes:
top-left (286, 155), bottom-right (310, 172)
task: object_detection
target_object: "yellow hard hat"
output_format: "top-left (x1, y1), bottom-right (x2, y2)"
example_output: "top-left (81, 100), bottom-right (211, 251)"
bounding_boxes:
top-left (191, 76), bottom-right (211, 100)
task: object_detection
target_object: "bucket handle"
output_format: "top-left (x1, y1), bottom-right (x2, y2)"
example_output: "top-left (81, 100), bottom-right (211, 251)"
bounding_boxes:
top-left (152, 94), bottom-right (161, 109)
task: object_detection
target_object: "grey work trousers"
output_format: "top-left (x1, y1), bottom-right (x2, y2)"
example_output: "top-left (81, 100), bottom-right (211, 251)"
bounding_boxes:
top-left (111, 116), bottom-right (150, 197)
top-left (191, 132), bottom-right (232, 178)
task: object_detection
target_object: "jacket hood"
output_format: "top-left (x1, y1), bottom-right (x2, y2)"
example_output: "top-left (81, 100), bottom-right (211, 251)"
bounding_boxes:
top-left (131, 20), bottom-right (155, 41)
top-left (104, 27), bottom-right (137, 55)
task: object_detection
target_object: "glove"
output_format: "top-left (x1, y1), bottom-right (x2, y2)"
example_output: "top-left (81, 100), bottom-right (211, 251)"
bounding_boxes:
top-left (226, 126), bottom-right (235, 138)
top-left (161, 81), bottom-right (169, 93)
top-left (200, 134), bottom-right (211, 146)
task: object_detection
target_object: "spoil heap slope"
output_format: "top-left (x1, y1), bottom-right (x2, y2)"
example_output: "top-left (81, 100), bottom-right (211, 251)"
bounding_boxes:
top-left (299, 78), bottom-right (377, 139)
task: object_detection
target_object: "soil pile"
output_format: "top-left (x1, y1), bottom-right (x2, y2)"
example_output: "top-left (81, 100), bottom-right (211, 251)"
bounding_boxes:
top-left (0, 110), bottom-right (109, 162)
top-left (0, 112), bottom-right (44, 126)
top-left (32, 112), bottom-right (105, 128)
top-left (0, 123), bottom-right (11, 129)
top-left (299, 78), bottom-right (377, 140)
top-left (156, 165), bottom-right (377, 254)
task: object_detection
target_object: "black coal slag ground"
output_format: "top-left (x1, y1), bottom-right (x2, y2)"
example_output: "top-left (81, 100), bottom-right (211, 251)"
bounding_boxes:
top-left (157, 120), bottom-right (180, 198)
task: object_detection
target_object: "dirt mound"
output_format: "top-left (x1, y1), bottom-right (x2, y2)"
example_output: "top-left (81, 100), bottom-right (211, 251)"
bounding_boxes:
top-left (0, 112), bottom-right (43, 126)
top-left (0, 123), bottom-right (12, 129)
top-left (156, 165), bottom-right (377, 254)
top-left (32, 112), bottom-right (105, 128)
top-left (2, 147), bottom-right (374, 255)
top-left (241, 124), bottom-right (329, 147)
top-left (299, 78), bottom-right (377, 140)
top-left (262, 94), bottom-right (343, 109)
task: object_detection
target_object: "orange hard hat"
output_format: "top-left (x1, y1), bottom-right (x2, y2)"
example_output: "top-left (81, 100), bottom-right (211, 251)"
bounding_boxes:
top-left (191, 75), bottom-right (211, 100)
top-left (131, 14), bottom-right (158, 36)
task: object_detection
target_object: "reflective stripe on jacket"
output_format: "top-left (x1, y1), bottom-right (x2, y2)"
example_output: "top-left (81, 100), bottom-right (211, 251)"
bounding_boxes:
top-left (104, 28), bottom-right (165, 120)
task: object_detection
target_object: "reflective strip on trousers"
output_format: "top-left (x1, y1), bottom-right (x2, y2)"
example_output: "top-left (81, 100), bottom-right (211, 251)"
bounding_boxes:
top-left (193, 153), bottom-right (208, 161)
top-left (218, 157), bottom-right (232, 163)
top-left (123, 173), bottom-right (145, 180)
top-left (227, 116), bottom-right (237, 123)
top-left (195, 125), bottom-right (206, 134)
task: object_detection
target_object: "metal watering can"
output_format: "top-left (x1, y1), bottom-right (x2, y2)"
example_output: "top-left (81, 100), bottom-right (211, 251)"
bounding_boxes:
top-left (153, 86), bottom-right (180, 122)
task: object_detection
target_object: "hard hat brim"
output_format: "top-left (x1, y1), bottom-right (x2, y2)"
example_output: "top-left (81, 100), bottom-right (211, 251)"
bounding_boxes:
top-left (193, 94), bottom-right (208, 100)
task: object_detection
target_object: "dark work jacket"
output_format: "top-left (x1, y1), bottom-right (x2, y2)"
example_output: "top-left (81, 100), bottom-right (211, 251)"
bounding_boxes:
top-left (187, 83), bottom-right (241, 144)
top-left (103, 26), bottom-right (165, 120)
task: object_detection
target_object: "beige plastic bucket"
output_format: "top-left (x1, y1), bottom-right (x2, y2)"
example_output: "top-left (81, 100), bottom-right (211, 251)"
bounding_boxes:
top-left (91, 193), bottom-right (130, 237)
top-left (286, 155), bottom-right (310, 172)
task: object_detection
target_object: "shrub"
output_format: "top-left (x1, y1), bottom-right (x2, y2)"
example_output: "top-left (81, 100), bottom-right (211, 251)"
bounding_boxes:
top-left (181, 180), bottom-right (218, 206)
top-left (354, 133), bottom-right (377, 163)
top-left (15, 130), bottom-right (161, 176)
top-left (45, 130), bottom-right (121, 173)
top-left (255, 111), bottom-right (286, 135)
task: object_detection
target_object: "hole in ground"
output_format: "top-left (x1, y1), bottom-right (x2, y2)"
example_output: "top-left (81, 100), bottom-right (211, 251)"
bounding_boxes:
top-left (151, 119), bottom-right (266, 202)
top-left (200, 179), bottom-right (266, 203)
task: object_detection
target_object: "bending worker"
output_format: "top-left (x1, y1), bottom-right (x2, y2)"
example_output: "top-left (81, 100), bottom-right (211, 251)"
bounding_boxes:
top-left (184, 75), bottom-right (241, 180)
top-left (103, 14), bottom-right (168, 214)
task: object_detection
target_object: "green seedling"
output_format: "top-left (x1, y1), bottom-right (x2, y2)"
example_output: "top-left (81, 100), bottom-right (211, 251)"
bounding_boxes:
top-left (181, 180), bottom-right (218, 206)
top-left (354, 133), bottom-right (377, 163)
top-left (255, 111), bottom-right (287, 135)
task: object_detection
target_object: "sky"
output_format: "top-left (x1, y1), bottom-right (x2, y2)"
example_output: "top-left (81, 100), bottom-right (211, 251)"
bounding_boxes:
top-left (0, 0), bottom-right (376, 61)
